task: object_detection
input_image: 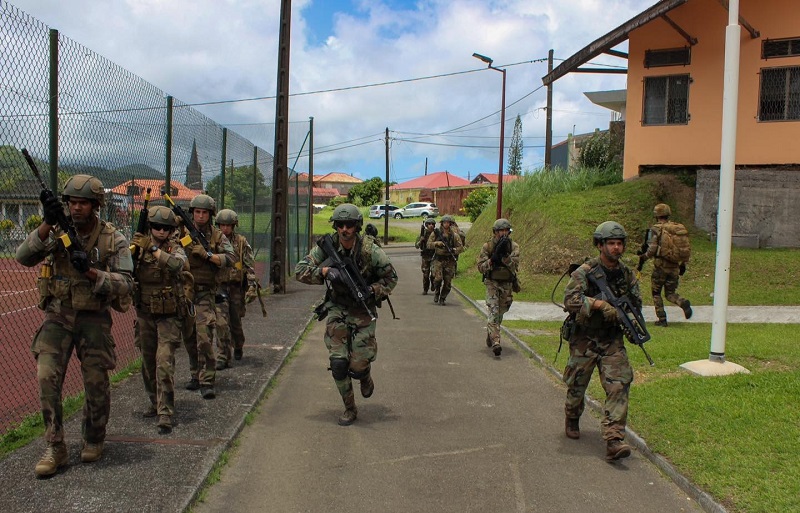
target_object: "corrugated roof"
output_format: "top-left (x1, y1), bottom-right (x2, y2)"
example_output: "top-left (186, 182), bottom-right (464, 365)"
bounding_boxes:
top-left (110, 179), bottom-right (202, 205)
top-left (390, 171), bottom-right (470, 190)
top-left (316, 172), bottom-right (363, 183)
top-left (470, 173), bottom-right (520, 185)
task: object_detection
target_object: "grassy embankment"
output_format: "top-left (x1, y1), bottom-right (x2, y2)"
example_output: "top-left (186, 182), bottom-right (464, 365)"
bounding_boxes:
top-left (455, 169), bottom-right (800, 513)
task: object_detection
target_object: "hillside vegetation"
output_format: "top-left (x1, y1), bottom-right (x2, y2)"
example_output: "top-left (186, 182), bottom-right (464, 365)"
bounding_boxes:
top-left (458, 172), bottom-right (800, 305)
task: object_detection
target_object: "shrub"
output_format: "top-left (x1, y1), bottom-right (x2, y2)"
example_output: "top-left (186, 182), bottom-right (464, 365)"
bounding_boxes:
top-left (0, 219), bottom-right (14, 232)
top-left (463, 187), bottom-right (495, 222)
top-left (25, 215), bottom-right (42, 232)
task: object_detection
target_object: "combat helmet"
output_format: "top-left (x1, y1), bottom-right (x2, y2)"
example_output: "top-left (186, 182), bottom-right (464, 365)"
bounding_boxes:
top-left (440, 215), bottom-right (455, 223)
top-left (493, 218), bottom-right (512, 232)
top-left (330, 203), bottom-right (363, 229)
top-left (593, 221), bottom-right (627, 246)
top-left (189, 194), bottom-right (216, 215)
top-left (653, 203), bottom-right (672, 218)
top-left (424, 218), bottom-right (436, 226)
top-left (148, 206), bottom-right (178, 227)
top-left (62, 175), bottom-right (105, 207)
top-left (216, 208), bottom-right (239, 226)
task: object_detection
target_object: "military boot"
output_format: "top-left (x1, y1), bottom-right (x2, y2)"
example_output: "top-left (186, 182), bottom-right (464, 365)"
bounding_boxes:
top-left (34, 441), bottom-right (68, 478)
top-left (338, 392), bottom-right (358, 426)
top-left (81, 441), bottom-right (104, 463)
top-left (492, 343), bottom-right (502, 356)
top-left (682, 300), bottom-right (693, 319)
top-left (565, 417), bottom-right (580, 439)
top-left (185, 377), bottom-right (200, 391)
top-left (157, 415), bottom-right (173, 435)
top-left (605, 440), bottom-right (632, 462)
top-left (360, 374), bottom-right (374, 398)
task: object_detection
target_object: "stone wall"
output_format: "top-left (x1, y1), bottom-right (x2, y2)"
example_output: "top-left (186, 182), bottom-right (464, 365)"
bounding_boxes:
top-left (695, 168), bottom-right (800, 248)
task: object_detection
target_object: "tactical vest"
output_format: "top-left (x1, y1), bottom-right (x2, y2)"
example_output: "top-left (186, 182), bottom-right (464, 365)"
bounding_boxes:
top-left (328, 233), bottom-right (375, 307)
top-left (135, 239), bottom-right (186, 315)
top-left (219, 233), bottom-right (245, 285)
top-left (40, 219), bottom-right (126, 312)
top-left (187, 227), bottom-right (223, 289)
top-left (433, 229), bottom-right (458, 259)
top-left (578, 260), bottom-right (631, 333)
top-left (484, 237), bottom-right (514, 281)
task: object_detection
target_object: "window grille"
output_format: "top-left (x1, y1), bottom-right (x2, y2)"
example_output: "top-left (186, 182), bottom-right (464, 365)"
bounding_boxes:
top-left (763, 38), bottom-right (800, 59)
top-left (759, 66), bottom-right (800, 121)
top-left (645, 47), bottom-right (691, 68)
top-left (643, 74), bottom-right (690, 125)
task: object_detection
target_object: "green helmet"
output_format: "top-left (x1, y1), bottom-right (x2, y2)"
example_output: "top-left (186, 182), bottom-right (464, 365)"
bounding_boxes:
top-left (330, 203), bottom-right (363, 227)
top-left (147, 206), bottom-right (178, 227)
top-left (593, 221), bottom-right (628, 245)
top-left (653, 203), bottom-right (672, 218)
top-left (62, 174), bottom-right (105, 207)
top-left (493, 218), bottom-right (512, 231)
top-left (189, 194), bottom-right (216, 215)
top-left (216, 208), bottom-right (239, 226)
top-left (424, 218), bottom-right (436, 226)
top-left (440, 215), bottom-right (454, 223)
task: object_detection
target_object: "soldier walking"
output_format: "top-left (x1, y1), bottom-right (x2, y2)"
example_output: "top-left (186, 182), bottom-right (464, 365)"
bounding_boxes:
top-left (415, 218), bottom-right (436, 294)
top-left (426, 215), bottom-right (463, 305)
top-left (16, 175), bottom-right (134, 477)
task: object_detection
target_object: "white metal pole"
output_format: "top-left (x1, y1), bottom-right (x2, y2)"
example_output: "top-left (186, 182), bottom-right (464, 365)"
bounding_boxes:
top-left (709, 0), bottom-right (741, 362)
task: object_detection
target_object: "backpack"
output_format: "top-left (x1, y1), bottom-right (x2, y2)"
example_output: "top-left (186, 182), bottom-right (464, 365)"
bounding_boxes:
top-left (658, 222), bottom-right (691, 264)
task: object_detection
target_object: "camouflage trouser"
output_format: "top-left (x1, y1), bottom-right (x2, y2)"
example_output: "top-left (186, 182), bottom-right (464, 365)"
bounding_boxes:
top-left (420, 255), bottom-right (434, 292)
top-left (324, 303), bottom-right (377, 402)
top-left (485, 279), bottom-right (514, 345)
top-left (136, 311), bottom-right (182, 416)
top-left (651, 266), bottom-right (688, 322)
top-left (563, 331), bottom-right (633, 441)
top-left (31, 310), bottom-right (116, 444)
top-left (216, 285), bottom-right (245, 363)
top-left (432, 256), bottom-right (457, 300)
top-left (183, 294), bottom-right (217, 386)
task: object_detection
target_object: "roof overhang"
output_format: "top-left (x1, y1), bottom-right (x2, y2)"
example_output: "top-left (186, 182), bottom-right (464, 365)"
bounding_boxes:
top-left (542, 0), bottom-right (689, 86)
top-left (584, 89), bottom-right (627, 113)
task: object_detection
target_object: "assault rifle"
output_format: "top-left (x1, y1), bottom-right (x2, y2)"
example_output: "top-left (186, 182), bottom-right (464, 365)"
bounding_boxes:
top-left (21, 148), bottom-right (83, 254)
top-left (587, 266), bottom-right (654, 366)
top-left (130, 187), bottom-right (152, 259)
top-left (432, 228), bottom-right (457, 260)
top-left (317, 234), bottom-right (377, 321)
top-left (243, 261), bottom-right (268, 318)
top-left (484, 235), bottom-right (520, 291)
top-left (636, 228), bottom-right (651, 271)
top-left (162, 188), bottom-right (213, 260)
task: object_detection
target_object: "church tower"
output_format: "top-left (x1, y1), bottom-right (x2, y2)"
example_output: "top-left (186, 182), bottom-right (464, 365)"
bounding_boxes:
top-left (184, 140), bottom-right (203, 191)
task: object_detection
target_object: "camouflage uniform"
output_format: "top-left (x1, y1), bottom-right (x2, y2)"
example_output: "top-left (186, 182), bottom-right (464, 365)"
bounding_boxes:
top-left (640, 222), bottom-right (691, 324)
top-left (183, 224), bottom-right (235, 392)
top-left (414, 221), bottom-right (436, 294)
top-left (476, 234), bottom-right (520, 351)
top-left (563, 256), bottom-right (639, 444)
top-left (295, 231), bottom-right (397, 424)
top-left (426, 223), bottom-right (463, 304)
top-left (16, 213), bottom-right (133, 453)
top-left (215, 232), bottom-right (256, 367)
top-left (133, 230), bottom-right (187, 422)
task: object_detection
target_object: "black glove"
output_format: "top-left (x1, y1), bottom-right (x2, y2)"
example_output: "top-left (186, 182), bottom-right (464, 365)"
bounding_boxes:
top-left (326, 267), bottom-right (343, 283)
top-left (70, 251), bottom-right (91, 273)
top-left (40, 192), bottom-right (63, 226)
top-left (679, 264), bottom-right (686, 276)
top-left (496, 236), bottom-right (511, 256)
top-left (491, 251), bottom-right (503, 267)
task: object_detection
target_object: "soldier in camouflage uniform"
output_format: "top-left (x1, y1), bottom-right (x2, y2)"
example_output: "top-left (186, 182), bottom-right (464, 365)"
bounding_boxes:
top-left (132, 206), bottom-right (188, 434)
top-left (414, 217), bottom-right (436, 294)
top-left (182, 194), bottom-right (236, 399)
top-left (562, 221), bottom-right (640, 462)
top-left (637, 203), bottom-right (692, 326)
top-left (295, 204), bottom-right (397, 426)
top-left (476, 218), bottom-right (520, 356)
top-left (214, 208), bottom-right (257, 368)
top-left (16, 175), bottom-right (134, 477)
top-left (426, 215), bottom-right (463, 305)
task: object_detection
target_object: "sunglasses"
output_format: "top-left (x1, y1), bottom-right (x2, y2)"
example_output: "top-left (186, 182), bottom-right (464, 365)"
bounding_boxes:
top-left (151, 224), bottom-right (173, 232)
top-left (334, 221), bottom-right (356, 229)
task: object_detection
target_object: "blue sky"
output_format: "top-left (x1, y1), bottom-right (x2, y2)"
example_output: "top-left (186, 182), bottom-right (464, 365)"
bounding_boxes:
top-left (8, 0), bottom-right (653, 184)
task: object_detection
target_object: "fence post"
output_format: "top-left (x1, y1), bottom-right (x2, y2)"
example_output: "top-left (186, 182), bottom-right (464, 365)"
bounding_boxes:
top-left (219, 128), bottom-right (227, 208)
top-left (307, 116), bottom-right (314, 254)
top-left (48, 29), bottom-right (59, 190)
top-left (164, 95), bottom-right (173, 189)
top-left (251, 146), bottom-right (257, 244)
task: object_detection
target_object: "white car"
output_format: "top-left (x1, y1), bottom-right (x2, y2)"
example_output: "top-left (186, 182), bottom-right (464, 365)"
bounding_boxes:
top-left (368, 204), bottom-right (402, 219)
top-left (396, 202), bottom-right (439, 219)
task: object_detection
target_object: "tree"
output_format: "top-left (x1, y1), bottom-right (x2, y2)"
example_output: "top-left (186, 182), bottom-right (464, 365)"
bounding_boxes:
top-left (347, 177), bottom-right (385, 207)
top-left (506, 115), bottom-right (523, 176)
top-left (206, 163), bottom-right (271, 211)
top-left (463, 187), bottom-right (495, 222)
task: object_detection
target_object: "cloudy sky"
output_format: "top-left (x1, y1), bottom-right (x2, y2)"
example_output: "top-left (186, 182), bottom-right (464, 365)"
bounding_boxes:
top-left (7, 0), bottom-right (654, 183)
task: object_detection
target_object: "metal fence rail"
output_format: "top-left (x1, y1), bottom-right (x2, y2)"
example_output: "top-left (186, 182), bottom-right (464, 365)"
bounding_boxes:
top-left (0, 1), bottom-right (311, 435)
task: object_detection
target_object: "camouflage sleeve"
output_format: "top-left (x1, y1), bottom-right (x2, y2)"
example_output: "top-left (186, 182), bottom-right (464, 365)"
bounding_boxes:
top-left (93, 231), bottom-right (134, 299)
top-left (294, 245), bottom-right (327, 285)
top-left (425, 231), bottom-right (437, 251)
top-left (242, 239), bottom-right (257, 283)
top-left (14, 227), bottom-right (57, 267)
top-left (158, 244), bottom-right (187, 277)
top-left (563, 263), bottom-right (593, 318)
top-left (476, 241), bottom-right (492, 273)
top-left (452, 230), bottom-right (464, 255)
top-left (369, 245), bottom-right (398, 299)
top-left (216, 233), bottom-right (236, 268)
top-left (644, 225), bottom-right (660, 260)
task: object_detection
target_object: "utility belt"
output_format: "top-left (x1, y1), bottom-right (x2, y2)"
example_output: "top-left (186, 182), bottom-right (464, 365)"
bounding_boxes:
top-left (434, 253), bottom-right (456, 262)
top-left (38, 267), bottom-right (109, 312)
top-left (486, 267), bottom-right (514, 282)
top-left (574, 322), bottom-right (622, 339)
top-left (140, 286), bottom-right (184, 316)
top-left (420, 249), bottom-right (435, 258)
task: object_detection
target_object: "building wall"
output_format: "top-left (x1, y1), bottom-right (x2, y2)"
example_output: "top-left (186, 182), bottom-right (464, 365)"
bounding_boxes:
top-left (624, 0), bottom-right (800, 179)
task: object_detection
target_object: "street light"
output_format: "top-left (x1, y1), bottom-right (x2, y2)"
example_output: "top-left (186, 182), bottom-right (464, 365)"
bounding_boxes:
top-left (473, 52), bottom-right (506, 219)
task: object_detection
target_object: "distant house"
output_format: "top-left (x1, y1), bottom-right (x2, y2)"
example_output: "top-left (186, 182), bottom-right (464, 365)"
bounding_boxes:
top-left (389, 172), bottom-right (472, 214)
top-left (314, 172), bottom-right (362, 196)
top-left (470, 173), bottom-right (521, 185)
top-left (543, 0), bottom-right (800, 247)
top-left (110, 179), bottom-right (203, 212)
top-left (312, 187), bottom-right (340, 205)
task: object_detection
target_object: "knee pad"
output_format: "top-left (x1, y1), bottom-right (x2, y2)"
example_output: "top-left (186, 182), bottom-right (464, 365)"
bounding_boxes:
top-left (348, 366), bottom-right (370, 380)
top-left (329, 358), bottom-right (349, 381)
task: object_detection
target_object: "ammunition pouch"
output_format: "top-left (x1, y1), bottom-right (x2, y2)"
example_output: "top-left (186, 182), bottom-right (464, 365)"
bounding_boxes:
top-left (147, 287), bottom-right (179, 315)
top-left (313, 302), bottom-right (329, 321)
top-left (560, 315), bottom-right (576, 341)
top-left (488, 267), bottom-right (514, 282)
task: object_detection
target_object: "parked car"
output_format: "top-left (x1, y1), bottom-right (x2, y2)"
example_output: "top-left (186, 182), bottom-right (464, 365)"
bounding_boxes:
top-left (396, 202), bottom-right (439, 219)
top-left (368, 204), bottom-right (402, 219)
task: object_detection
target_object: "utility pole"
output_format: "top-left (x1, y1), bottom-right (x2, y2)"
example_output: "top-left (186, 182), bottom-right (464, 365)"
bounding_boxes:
top-left (544, 49), bottom-right (554, 169)
top-left (383, 127), bottom-right (389, 246)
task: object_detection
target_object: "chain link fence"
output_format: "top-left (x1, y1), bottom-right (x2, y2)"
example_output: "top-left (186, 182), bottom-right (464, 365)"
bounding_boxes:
top-left (0, 1), bottom-right (311, 435)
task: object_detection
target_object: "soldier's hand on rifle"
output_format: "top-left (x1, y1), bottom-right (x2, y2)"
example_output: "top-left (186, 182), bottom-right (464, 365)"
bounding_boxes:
top-left (679, 263), bottom-right (686, 276)
top-left (132, 233), bottom-right (151, 250)
top-left (325, 267), bottom-right (344, 284)
top-left (600, 301), bottom-right (619, 322)
top-left (434, 241), bottom-right (445, 249)
top-left (70, 250), bottom-right (91, 274)
top-left (245, 283), bottom-right (258, 304)
top-left (491, 250), bottom-right (504, 267)
top-left (191, 243), bottom-right (210, 260)
top-left (40, 193), bottom-right (63, 226)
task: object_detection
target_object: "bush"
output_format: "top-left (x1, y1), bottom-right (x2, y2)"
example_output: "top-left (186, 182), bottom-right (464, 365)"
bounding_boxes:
top-left (0, 219), bottom-right (13, 232)
top-left (25, 215), bottom-right (42, 232)
top-left (463, 187), bottom-right (495, 222)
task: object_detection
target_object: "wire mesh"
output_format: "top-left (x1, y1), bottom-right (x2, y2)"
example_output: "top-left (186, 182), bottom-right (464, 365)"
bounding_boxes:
top-left (759, 66), bottom-right (800, 122)
top-left (0, 1), bottom-right (311, 435)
